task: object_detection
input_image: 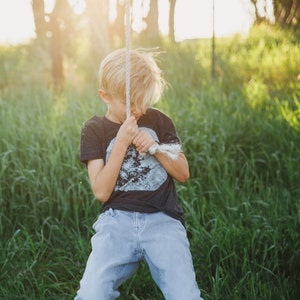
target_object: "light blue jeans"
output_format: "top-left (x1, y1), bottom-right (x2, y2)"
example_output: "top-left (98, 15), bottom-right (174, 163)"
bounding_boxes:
top-left (75, 209), bottom-right (203, 300)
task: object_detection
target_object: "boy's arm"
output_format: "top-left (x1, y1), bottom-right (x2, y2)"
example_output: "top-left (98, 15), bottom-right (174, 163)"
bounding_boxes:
top-left (87, 116), bottom-right (138, 202)
top-left (87, 140), bottom-right (127, 202)
top-left (133, 130), bottom-right (190, 183)
top-left (154, 151), bottom-right (190, 183)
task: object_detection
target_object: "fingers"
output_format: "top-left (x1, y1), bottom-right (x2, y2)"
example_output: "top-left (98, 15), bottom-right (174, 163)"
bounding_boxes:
top-left (118, 120), bottom-right (155, 153)
top-left (124, 116), bottom-right (139, 135)
top-left (117, 116), bottom-right (138, 146)
top-left (133, 130), bottom-right (155, 153)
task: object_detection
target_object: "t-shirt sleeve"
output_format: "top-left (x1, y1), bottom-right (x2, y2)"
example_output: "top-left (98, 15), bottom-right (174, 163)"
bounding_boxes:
top-left (80, 117), bottom-right (104, 164)
top-left (157, 112), bottom-right (181, 145)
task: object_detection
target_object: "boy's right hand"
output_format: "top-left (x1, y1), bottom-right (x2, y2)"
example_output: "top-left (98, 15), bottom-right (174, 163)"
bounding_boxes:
top-left (116, 116), bottom-right (139, 147)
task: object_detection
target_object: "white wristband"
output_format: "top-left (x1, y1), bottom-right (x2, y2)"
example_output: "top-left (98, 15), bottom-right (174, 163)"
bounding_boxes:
top-left (148, 143), bottom-right (159, 155)
top-left (148, 143), bottom-right (182, 160)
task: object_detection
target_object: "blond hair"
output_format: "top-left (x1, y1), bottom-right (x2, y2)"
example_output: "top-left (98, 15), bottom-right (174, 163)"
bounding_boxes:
top-left (99, 48), bottom-right (165, 108)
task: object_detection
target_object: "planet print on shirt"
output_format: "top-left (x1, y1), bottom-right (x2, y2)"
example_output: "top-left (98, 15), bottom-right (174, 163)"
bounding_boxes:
top-left (105, 127), bottom-right (168, 192)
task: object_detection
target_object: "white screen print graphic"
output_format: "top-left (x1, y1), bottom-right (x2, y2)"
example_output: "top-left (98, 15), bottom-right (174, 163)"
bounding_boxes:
top-left (106, 127), bottom-right (167, 191)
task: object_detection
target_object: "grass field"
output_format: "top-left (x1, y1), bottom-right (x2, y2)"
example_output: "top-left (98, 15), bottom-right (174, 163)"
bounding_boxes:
top-left (1, 25), bottom-right (300, 299)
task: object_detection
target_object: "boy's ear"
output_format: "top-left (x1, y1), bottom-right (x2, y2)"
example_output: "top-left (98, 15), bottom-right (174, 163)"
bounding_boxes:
top-left (98, 89), bottom-right (110, 104)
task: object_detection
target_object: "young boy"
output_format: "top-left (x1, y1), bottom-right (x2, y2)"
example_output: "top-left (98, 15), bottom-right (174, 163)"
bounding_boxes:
top-left (76, 48), bottom-right (203, 300)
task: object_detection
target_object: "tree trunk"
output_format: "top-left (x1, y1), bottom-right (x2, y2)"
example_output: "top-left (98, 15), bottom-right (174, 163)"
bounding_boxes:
top-left (250, 0), bottom-right (268, 24)
top-left (290, 1), bottom-right (300, 28)
top-left (145, 0), bottom-right (160, 42)
top-left (48, 0), bottom-right (73, 91)
top-left (49, 3), bottom-right (64, 91)
top-left (266, 0), bottom-right (299, 29)
top-left (279, 0), bottom-right (300, 28)
top-left (112, 0), bottom-right (126, 46)
top-left (32, 0), bottom-right (47, 41)
top-left (169, 0), bottom-right (176, 42)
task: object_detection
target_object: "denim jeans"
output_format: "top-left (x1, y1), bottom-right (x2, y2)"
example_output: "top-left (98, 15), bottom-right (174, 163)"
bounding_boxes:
top-left (75, 209), bottom-right (203, 300)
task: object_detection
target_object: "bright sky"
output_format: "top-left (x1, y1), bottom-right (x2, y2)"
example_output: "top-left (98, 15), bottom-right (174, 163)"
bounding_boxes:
top-left (0, 0), bottom-right (255, 45)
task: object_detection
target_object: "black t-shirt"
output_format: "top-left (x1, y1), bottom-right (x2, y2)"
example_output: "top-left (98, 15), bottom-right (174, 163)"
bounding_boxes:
top-left (80, 108), bottom-right (184, 224)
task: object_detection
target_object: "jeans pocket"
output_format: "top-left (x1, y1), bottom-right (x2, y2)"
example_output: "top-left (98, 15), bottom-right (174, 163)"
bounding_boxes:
top-left (92, 208), bottom-right (115, 232)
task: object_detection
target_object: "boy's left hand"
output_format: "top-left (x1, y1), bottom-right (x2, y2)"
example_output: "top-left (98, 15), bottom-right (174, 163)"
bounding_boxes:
top-left (132, 130), bottom-right (156, 154)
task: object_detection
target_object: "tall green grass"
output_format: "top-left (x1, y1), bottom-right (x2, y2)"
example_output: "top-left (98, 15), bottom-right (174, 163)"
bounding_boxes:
top-left (1, 25), bottom-right (300, 299)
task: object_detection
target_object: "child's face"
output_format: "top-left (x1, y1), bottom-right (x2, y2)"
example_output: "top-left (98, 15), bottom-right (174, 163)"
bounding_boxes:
top-left (130, 102), bottom-right (148, 120)
top-left (105, 95), bottom-right (148, 123)
top-left (108, 97), bottom-right (127, 123)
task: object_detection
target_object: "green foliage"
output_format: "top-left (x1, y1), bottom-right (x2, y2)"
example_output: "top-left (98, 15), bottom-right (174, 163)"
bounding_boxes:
top-left (1, 25), bottom-right (300, 299)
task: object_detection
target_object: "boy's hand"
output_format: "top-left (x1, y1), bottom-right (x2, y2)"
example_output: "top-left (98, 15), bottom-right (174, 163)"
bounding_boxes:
top-left (116, 116), bottom-right (139, 147)
top-left (133, 130), bottom-right (156, 154)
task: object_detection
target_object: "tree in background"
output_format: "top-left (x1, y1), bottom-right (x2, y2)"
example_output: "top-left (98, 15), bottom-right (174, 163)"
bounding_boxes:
top-left (86, 0), bottom-right (111, 64)
top-left (169, 0), bottom-right (176, 42)
top-left (32, 0), bottom-right (47, 41)
top-left (144, 0), bottom-right (160, 42)
top-left (250, 0), bottom-right (300, 29)
top-left (111, 0), bottom-right (126, 47)
top-left (31, 0), bottom-right (74, 90)
top-left (49, 0), bottom-right (75, 90)
top-left (273, 0), bottom-right (300, 29)
top-left (33, 0), bottom-right (300, 88)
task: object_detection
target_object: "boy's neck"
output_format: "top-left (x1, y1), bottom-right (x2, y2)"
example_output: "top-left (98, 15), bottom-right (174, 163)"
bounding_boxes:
top-left (105, 111), bottom-right (123, 124)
